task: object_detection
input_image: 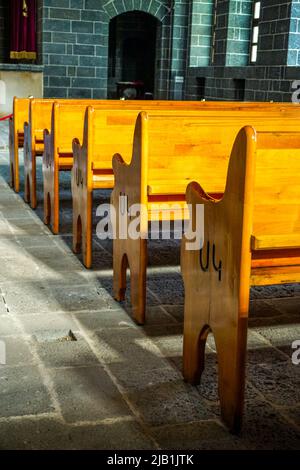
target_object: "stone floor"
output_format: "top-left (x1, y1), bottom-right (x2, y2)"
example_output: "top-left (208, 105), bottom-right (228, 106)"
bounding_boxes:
top-left (0, 121), bottom-right (299, 450)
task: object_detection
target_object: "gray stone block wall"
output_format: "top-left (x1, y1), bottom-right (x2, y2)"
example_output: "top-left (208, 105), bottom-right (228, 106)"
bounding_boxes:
top-left (170, 0), bottom-right (190, 99)
top-left (185, 0), bottom-right (300, 102)
top-left (188, 0), bottom-right (251, 69)
top-left (226, 0), bottom-right (252, 66)
top-left (2, 0), bottom-right (299, 103)
top-left (189, 0), bottom-right (214, 67)
top-left (213, 0), bottom-right (229, 66)
top-left (42, 0), bottom-right (108, 98)
top-left (41, 0), bottom-right (178, 99)
top-left (288, 0), bottom-right (300, 65)
top-left (257, 0), bottom-right (292, 66)
top-left (185, 64), bottom-right (300, 102)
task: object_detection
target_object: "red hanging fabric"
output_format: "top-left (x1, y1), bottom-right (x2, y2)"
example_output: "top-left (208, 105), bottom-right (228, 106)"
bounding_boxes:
top-left (10, 0), bottom-right (37, 60)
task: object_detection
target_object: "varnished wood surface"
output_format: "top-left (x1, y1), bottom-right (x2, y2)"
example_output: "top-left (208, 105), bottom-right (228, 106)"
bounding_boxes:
top-left (9, 97), bottom-right (30, 193)
top-left (181, 127), bottom-right (300, 433)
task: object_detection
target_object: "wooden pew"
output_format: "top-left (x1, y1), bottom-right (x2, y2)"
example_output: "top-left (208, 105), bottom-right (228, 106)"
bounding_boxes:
top-left (44, 100), bottom-right (143, 233)
top-left (111, 111), bottom-right (300, 325)
top-left (181, 127), bottom-right (300, 433)
top-left (11, 97), bottom-right (300, 198)
top-left (72, 104), bottom-right (300, 268)
top-left (9, 97), bottom-right (30, 192)
top-left (26, 98), bottom-right (133, 209)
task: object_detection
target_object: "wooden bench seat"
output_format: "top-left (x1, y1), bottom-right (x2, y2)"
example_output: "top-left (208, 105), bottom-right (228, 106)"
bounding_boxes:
top-left (9, 97), bottom-right (30, 192)
top-left (72, 105), bottom-right (300, 268)
top-left (181, 127), bottom-right (300, 433)
top-left (25, 98), bottom-right (131, 209)
top-left (251, 234), bottom-right (300, 250)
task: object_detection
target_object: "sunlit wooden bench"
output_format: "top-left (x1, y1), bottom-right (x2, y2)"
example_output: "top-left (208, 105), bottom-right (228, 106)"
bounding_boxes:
top-left (45, 100), bottom-right (300, 234)
top-left (111, 111), bottom-right (300, 325)
top-left (72, 104), bottom-right (236, 268)
top-left (72, 103), bottom-right (300, 268)
top-left (181, 127), bottom-right (300, 433)
top-left (43, 99), bottom-right (137, 232)
top-left (9, 96), bottom-right (299, 197)
top-left (9, 97), bottom-right (30, 192)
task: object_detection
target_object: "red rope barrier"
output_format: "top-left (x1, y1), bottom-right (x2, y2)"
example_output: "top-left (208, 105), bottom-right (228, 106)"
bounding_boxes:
top-left (0, 114), bottom-right (13, 121)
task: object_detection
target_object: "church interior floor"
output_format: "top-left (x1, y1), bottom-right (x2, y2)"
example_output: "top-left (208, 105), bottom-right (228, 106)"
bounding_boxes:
top-left (0, 121), bottom-right (299, 450)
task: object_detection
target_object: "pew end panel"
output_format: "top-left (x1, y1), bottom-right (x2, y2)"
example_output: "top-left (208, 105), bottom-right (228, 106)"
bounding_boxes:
top-left (72, 136), bottom-right (85, 257)
top-left (43, 102), bottom-right (100, 235)
top-left (24, 99), bottom-right (54, 208)
top-left (112, 112), bottom-right (149, 325)
top-left (181, 126), bottom-right (300, 432)
top-left (72, 106), bottom-right (140, 269)
top-left (42, 109), bottom-right (60, 234)
top-left (23, 121), bottom-right (33, 205)
top-left (72, 106), bottom-right (109, 268)
top-left (8, 116), bottom-right (15, 189)
top-left (181, 126), bottom-right (256, 433)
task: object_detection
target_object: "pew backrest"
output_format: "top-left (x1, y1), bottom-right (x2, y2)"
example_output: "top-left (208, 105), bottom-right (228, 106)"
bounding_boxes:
top-left (130, 112), bottom-right (300, 196)
top-left (13, 97), bottom-right (30, 135)
top-left (253, 131), bottom-right (300, 240)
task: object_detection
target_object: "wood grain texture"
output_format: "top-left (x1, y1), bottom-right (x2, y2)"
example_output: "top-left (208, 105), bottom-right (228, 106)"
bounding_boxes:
top-left (112, 109), bottom-right (300, 324)
top-left (77, 105), bottom-right (300, 269)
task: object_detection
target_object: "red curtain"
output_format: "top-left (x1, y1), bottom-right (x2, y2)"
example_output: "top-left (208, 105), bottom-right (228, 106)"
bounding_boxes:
top-left (10, 0), bottom-right (37, 60)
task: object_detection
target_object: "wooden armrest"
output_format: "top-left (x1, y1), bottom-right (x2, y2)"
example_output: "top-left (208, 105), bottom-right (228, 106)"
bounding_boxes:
top-left (58, 147), bottom-right (72, 155)
top-left (92, 161), bottom-right (113, 171)
top-left (251, 234), bottom-right (300, 251)
top-left (148, 180), bottom-right (192, 196)
top-left (148, 181), bottom-right (224, 199)
top-left (35, 130), bottom-right (45, 141)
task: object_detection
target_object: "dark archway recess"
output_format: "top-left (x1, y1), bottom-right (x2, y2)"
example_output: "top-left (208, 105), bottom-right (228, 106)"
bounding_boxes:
top-left (108, 11), bottom-right (159, 99)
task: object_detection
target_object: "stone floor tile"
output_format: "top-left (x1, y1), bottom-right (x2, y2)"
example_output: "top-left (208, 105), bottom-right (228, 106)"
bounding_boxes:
top-left (1, 337), bottom-right (35, 367)
top-left (151, 421), bottom-right (246, 450)
top-left (246, 330), bottom-right (289, 365)
top-left (48, 285), bottom-right (118, 313)
top-left (249, 299), bottom-right (283, 318)
top-left (248, 362), bottom-right (300, 407)
top-left (0, 417), bottom-right (70, 450)
top-left (49, 365), bottom-right (131, 423)
top-left (0, 296), bottom-right (7, 315)
top-left (20, 313), bottom-right (78, 335)
top-left (66, 420), bottom-right (156, 450)
top-left (269, 297), bottom-right (300, 316)
top-left (35, 333), bottom-right (99, 368)
top-left (0, 366), bottom-right (55, 417)
top-left (255, 323), bottom-right (300, 357)
top-left (93, 327), bottom-right (165, 369)
top-left (242, 399), bottom-right (300, 449)
top-left (148, 274), bottom-right (184, 305)
top-left (2, 282), bottom-right (57, 315)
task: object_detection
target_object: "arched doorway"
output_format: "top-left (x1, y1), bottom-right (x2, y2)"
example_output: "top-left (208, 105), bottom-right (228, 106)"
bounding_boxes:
top-left (108, 11), bottom-right (159, 99)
